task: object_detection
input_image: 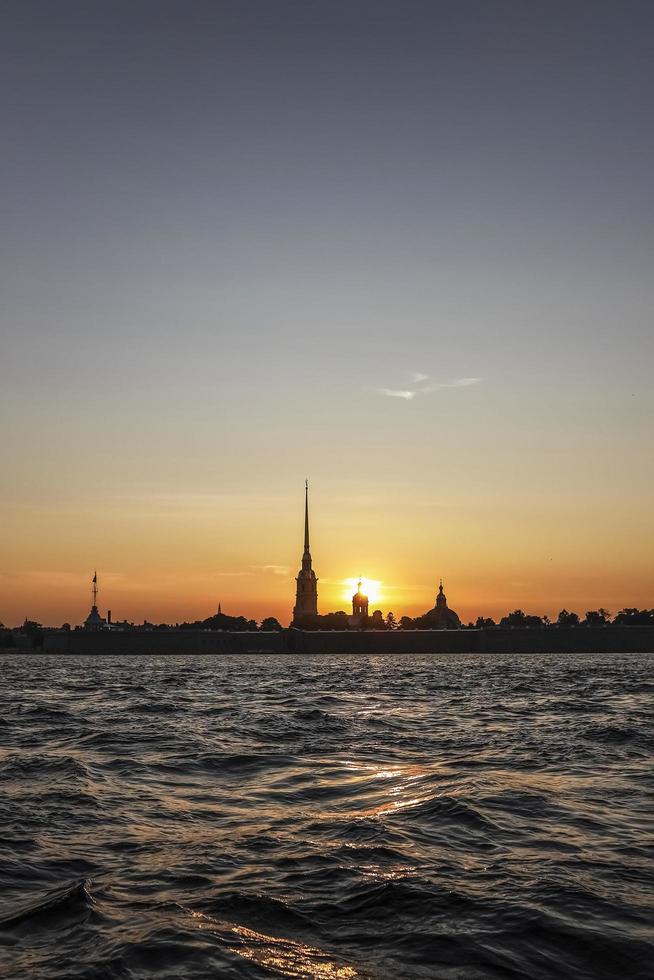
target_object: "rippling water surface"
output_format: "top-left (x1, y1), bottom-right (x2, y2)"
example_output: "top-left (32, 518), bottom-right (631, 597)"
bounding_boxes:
top-left (0, 653), bottom-right (652, 979)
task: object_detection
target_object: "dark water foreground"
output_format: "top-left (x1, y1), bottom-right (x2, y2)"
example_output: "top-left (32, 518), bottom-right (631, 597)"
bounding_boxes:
top-left (0, 654), bottom-right (652, 980)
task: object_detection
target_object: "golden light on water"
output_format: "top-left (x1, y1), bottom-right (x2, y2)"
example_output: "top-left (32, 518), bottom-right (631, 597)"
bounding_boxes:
top-left (342, 577), bottom-right (382, 607)
top-left (189, 910), bottom-right (360, 978)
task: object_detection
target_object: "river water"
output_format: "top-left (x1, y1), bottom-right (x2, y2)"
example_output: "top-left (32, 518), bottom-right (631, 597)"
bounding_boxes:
top-left (0, 653), bottom-right (652, 979)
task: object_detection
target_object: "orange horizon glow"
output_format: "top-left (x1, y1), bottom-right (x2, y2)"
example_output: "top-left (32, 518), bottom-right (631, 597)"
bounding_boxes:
top-left (1, 481), bottom-right (652, 628)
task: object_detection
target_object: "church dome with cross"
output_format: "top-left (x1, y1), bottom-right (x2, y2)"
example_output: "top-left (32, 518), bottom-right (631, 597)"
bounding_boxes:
top-left (420, 580), bottom-right (461, 629)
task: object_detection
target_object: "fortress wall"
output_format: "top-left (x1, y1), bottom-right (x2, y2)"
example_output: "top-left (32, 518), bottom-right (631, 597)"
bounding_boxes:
top-left (39, 626), bottom-right (654, 656)
top-left (44, 630), bottom-right (286, 655)
top-left (482, 626), bottom-right (654, 654)
top-left (295, 627), bottom-right (654, 654)
top-left (290, 629), bottom-right (480, 654)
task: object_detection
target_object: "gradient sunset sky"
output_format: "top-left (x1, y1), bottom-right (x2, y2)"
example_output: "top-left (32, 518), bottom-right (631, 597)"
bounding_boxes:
top-left (2, 1), bottom-right (652, 627)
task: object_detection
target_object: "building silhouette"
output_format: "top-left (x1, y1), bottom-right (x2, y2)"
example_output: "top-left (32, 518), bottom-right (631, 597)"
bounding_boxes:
top-left (292, 481), bottom-right (318, 624)
top-left (352, 579), bottom-right (369, 618)
top-left (289, 488), bottom-right (461, 629)
top-left (419, 580), bottom-right (461, 629)
top-left (349, 579), bottom-right (369, 627)
top-left (84, 571), bottom-right (107, 630)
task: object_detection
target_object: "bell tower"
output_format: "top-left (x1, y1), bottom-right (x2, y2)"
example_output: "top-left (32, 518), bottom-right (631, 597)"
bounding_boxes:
top-left (352, 579), bottom-right (369, 619)
top-left (292, 481), bottom-right (318, 623)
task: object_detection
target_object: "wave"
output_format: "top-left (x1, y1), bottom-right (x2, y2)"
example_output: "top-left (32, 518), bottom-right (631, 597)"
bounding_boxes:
top-left (190, 751), bottom-right (295, 774)
top-left (130, 700), bottom-right (182, 714)
top-left (388, 793), bottom-right (502, 835)
top-left (582, 723), bottom-right (647, 743)
top-left (0, 879), bottom-right (95, 930)
top-left (309, 877), bottom-right (478, 923)
top-left (198, 890), bottom-right (312, 934)
top-left (0, 753), bottom-right (91, 781)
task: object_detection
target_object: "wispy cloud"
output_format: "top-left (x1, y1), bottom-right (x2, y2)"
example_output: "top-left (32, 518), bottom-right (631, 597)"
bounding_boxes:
top-left (446, 377), bottom-right (482, 388)
top-left (214, 570), bottom-right (255, 578)
top-left (251, 564), bottom-right (291, 576)
top-left (213, 565), bottom-right (291, 579)
top-left (376, 375), bottom-right (482, 401)
top-left (377, 388), bottom-right (416, 400)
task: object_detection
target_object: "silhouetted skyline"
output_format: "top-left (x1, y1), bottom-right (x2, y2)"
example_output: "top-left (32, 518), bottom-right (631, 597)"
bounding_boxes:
top-left (1, 2), bottom-right (653, 626)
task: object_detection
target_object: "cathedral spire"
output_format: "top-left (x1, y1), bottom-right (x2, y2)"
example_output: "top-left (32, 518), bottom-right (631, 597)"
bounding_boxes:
top-left (293, 480), bottom-right (318, 624)
top-left (304, 479), bottom-right (310, 553)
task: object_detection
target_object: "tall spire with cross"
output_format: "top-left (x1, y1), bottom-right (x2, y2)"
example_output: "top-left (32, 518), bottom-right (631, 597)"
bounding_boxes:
top-left (293, 480), bottom-right (318, 624)
top-left (304, 479), bottom-right (310, 553)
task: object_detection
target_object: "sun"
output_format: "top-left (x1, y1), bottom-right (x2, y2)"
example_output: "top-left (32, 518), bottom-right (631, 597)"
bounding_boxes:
top-left (343, 577), bottom-right (382, 607)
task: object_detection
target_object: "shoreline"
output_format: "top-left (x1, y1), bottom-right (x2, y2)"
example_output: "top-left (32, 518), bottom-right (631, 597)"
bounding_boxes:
top-left (3, 649), bottom-right (651, 657)
top-left (2, 625), bottom-right (652, 656)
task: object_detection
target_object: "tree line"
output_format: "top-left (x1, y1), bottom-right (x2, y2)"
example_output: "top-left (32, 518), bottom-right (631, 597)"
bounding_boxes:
top-left (1, 607), bottom-right (653, 647)
top-left (290, 608), bottom-right (654, 630)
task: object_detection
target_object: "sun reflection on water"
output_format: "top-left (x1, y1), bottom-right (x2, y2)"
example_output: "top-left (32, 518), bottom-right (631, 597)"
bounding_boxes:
top-left (189, 909), bottom-right (361, 978)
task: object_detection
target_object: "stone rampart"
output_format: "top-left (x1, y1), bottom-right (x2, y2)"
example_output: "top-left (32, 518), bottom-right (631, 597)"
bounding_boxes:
top-left (38, 625), bottom-right (654, 655)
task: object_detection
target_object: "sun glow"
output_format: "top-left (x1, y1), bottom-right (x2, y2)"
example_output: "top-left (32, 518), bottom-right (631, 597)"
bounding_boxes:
top-left (343, 577), bottom-right (382, 607)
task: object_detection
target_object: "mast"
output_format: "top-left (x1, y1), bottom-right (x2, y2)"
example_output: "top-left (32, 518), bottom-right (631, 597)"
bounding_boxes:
top-left (92, 570), bottom-right (98, 608)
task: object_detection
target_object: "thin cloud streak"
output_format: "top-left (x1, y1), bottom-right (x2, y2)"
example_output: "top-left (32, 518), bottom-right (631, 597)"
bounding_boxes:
top-left (251, 564), bottom-right (291, 576)
top-left (377, 388), bottom-right (417, 400)
top-left (376, 377), bottom-right (483, 400)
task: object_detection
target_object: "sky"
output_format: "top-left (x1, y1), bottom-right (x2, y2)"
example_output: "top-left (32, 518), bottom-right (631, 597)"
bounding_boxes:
top-left (1, 0), bottom-right (652, 627)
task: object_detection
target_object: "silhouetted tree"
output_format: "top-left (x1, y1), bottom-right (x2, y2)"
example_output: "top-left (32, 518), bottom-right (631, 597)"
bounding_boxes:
top-left (475, 616), bottom-right (496, 628)
top-left (185, 613), bottom-right (255, 632)
top-left (584, 609), bottom-right (611, 626)
top-left (293, 611), bottom-right (350, 630)
top-left (613, 608), bottom-right (654, 625)
top-left (260, 617), bottom-right (283, 631)
top-left (369, 610), bottom-right (385, 629)
top-left (499, 610), bottom-right (547, 628)
top-left (500, 610), bottom-right (527, 628)
top-left (557, 609), bottom-right (580, 627)
top-left (323, 611), bottom-right (350, 630)
top-left (385, 612), bottom-right (398, 630)
top-left (399, 616), bottom-right (415, 630)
